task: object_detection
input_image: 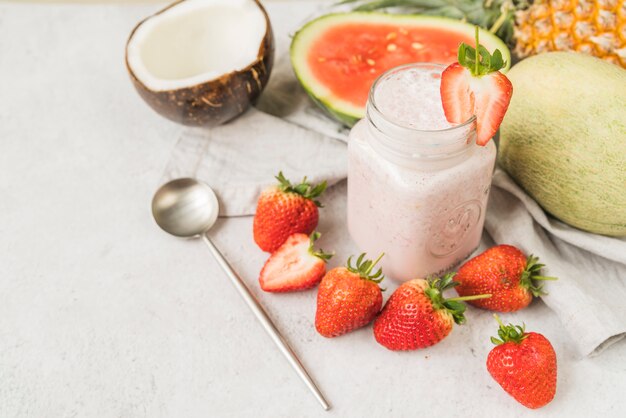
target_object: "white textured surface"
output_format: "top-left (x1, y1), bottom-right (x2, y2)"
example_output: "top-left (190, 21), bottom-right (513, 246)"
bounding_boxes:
top-left (1, 1), bottom-right (625, 417)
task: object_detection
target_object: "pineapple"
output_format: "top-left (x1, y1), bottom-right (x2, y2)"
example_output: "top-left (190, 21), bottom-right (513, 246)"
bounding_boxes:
top-left (342, 0), bottom-right (626, 68)
top-left (515, 0), bottom-right (626, 67)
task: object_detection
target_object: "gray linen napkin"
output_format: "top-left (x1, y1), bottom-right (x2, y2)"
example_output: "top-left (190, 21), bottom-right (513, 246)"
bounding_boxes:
top-left (487, 169), bottom-right (626, 356)
top-left (161, 108), bottom-right (347, 217)
top-left (162, 112), bottom-right (626, 357)
top-left (255, 49), bottom-right (350, 143)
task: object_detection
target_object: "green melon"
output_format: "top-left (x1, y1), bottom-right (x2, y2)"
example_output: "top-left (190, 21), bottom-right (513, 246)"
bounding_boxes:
top-left (499, 52), bottom-right (626, 237)
top-left (290, 12), bottom-right (510, 126)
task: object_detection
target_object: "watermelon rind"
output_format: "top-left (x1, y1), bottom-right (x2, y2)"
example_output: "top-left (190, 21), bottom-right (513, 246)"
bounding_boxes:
top-left (290, 12), bottom-right (511, 127)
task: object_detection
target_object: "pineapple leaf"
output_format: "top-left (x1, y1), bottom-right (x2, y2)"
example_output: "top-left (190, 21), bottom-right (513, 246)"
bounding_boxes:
top-left (340, 0), bottom-right (452, 10)
top-left (339, 0), bottom-right (528, 45)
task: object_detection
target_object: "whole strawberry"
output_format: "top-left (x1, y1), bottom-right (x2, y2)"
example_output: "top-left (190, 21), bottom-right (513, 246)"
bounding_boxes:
top-left (455, 245), bottom-right (557, 312)
top-left (253, 172), bottom-right (327, 253)
top-left (259, 232), bottom-right (333, 293)
top-left (487, 316), bottom-right (557, 409)
top-left (374, 274), bottom-right (490, 350)
top-left (315, 253), bottom-right (384, 338)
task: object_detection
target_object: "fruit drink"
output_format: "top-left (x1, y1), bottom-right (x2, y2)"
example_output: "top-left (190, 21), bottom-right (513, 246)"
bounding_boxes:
top-left (347, 63), bottom-right (496, 281)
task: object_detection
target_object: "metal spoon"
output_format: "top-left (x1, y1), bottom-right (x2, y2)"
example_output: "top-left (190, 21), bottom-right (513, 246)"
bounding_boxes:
top-left (151, 178), bottom-right (330, 411)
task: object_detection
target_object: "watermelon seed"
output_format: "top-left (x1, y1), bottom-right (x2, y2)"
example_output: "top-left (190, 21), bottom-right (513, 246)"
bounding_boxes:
top-left (366, 58), bottom-right (376, 66)
top-left (399, 27), bottom-right (408, 35)
top-left (411, 42), bottom-right (424, 50)
top-left (317, 57), bottom-right (326, 62)
top-left (387, 43), bottom-right (397, 52)
top-left (386, 32), bottom-right (397, 40)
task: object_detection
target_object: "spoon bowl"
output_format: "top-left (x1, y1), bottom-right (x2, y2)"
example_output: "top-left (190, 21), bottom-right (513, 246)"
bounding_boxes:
top-left (152, 178), bottom-right (219, 238)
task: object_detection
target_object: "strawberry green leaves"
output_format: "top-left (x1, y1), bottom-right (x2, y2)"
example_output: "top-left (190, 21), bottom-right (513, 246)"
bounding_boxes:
top-left (490, 314), bottom-right (529, 345)
top-left (458, 27), bottom-right (507, 77)
top-left (308, 232), bottom-right (334, 262)
top-left (425, 273), bottom-right (491, 325)
top-left (520, 254), bottom-right (558, 297)
top-left (275, 171), bottom-right (327, 207)
top-left (346, 253), bottom-right (385, 286)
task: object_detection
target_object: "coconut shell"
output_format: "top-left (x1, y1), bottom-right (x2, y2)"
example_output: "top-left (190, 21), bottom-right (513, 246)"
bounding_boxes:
top-left (125, 0), bottom-right (274, 127)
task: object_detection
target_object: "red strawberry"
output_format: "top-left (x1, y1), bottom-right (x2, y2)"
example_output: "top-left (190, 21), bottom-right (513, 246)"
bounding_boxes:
top-left (455, 245), bottom-right (557, 312)
top-left (374, 274), bottom-right (490, 350)
top-left (259, 232), bottom-right (332, 293)
top-left (440, 27), bottom-right (513, 145)
top-left (487, 316), bottom-right (557, 409)
top-left (315, 254), bottom-right (385, 338)
top-left (253, 172), bottom-right (327, 253)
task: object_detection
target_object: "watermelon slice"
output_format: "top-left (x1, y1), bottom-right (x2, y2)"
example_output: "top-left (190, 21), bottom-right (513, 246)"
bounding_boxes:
top-left (290, 13), bottom-right (511, 127)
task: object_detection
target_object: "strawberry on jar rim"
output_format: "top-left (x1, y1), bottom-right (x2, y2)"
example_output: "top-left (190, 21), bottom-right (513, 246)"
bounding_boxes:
top-left (259, 232), bottom-right (333, 293)
top-left (440, 27), bottom-right (513, 145)
top-left (315, 253), bottom-right (385, 338)
top-left (487, 315), bottom-right (557, 409)
top-left (253, 172), bottom-right (327, 253)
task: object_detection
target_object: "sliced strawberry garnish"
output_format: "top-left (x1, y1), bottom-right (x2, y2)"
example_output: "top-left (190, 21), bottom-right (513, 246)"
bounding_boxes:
top-left (440, 63), bottom-right (474, 125)
top-left (469, 71), bottom-right (513, 145)
top-left (259, 232), bottom-right (332, 293)
top-left (440, 28), bottom-right (513, 146)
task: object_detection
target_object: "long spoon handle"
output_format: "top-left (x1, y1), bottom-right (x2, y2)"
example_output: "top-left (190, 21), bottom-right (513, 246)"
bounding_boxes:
top-left (201, 234), bottom-right (330, 411)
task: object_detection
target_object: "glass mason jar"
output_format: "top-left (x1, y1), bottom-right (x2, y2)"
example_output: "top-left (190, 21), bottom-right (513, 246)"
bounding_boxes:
top-left (347, 63), bottom-right (496, 282)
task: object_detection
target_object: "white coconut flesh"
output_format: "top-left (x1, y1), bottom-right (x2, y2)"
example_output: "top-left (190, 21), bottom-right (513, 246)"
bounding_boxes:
top-left (127, 0), bottom-right (267, 92)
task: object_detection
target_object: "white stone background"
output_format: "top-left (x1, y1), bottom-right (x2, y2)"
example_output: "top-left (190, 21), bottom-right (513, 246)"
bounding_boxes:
top-left (0, 1), bottom-right (625, 417)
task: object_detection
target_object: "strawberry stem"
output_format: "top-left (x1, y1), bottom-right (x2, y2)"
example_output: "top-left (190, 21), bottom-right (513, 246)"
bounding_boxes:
top-left (346, 253), bottom-right (385, 288)
top-left (474, 26), bottom-right (479, 75)
top-left (457, 26), bottom-right (506, 76)
top-left (424, 274), bottom-right (482, 325)
top-left (533, 276), bottom-right (558, 281)
top-left (365, 253), bottom-right (385, 276)
top-left (447, 294), bottom-right (491, 302)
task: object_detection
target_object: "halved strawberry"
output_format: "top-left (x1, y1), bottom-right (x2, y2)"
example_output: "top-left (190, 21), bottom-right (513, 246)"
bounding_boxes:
top-left (441, 28), bottom-right (513, 146)
top-left (440, 63), bottom-right (474, 125)
top-left (259, 232), bottom-right (333, 293)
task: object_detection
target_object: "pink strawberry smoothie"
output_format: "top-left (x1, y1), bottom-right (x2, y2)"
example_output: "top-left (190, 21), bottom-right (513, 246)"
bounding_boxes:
top-left (347, 64), bottom-right (496, 281)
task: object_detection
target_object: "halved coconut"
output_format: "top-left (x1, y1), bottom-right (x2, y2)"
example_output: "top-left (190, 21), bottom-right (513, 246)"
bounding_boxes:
top-left (126, 0), bottom-right (274, 126)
